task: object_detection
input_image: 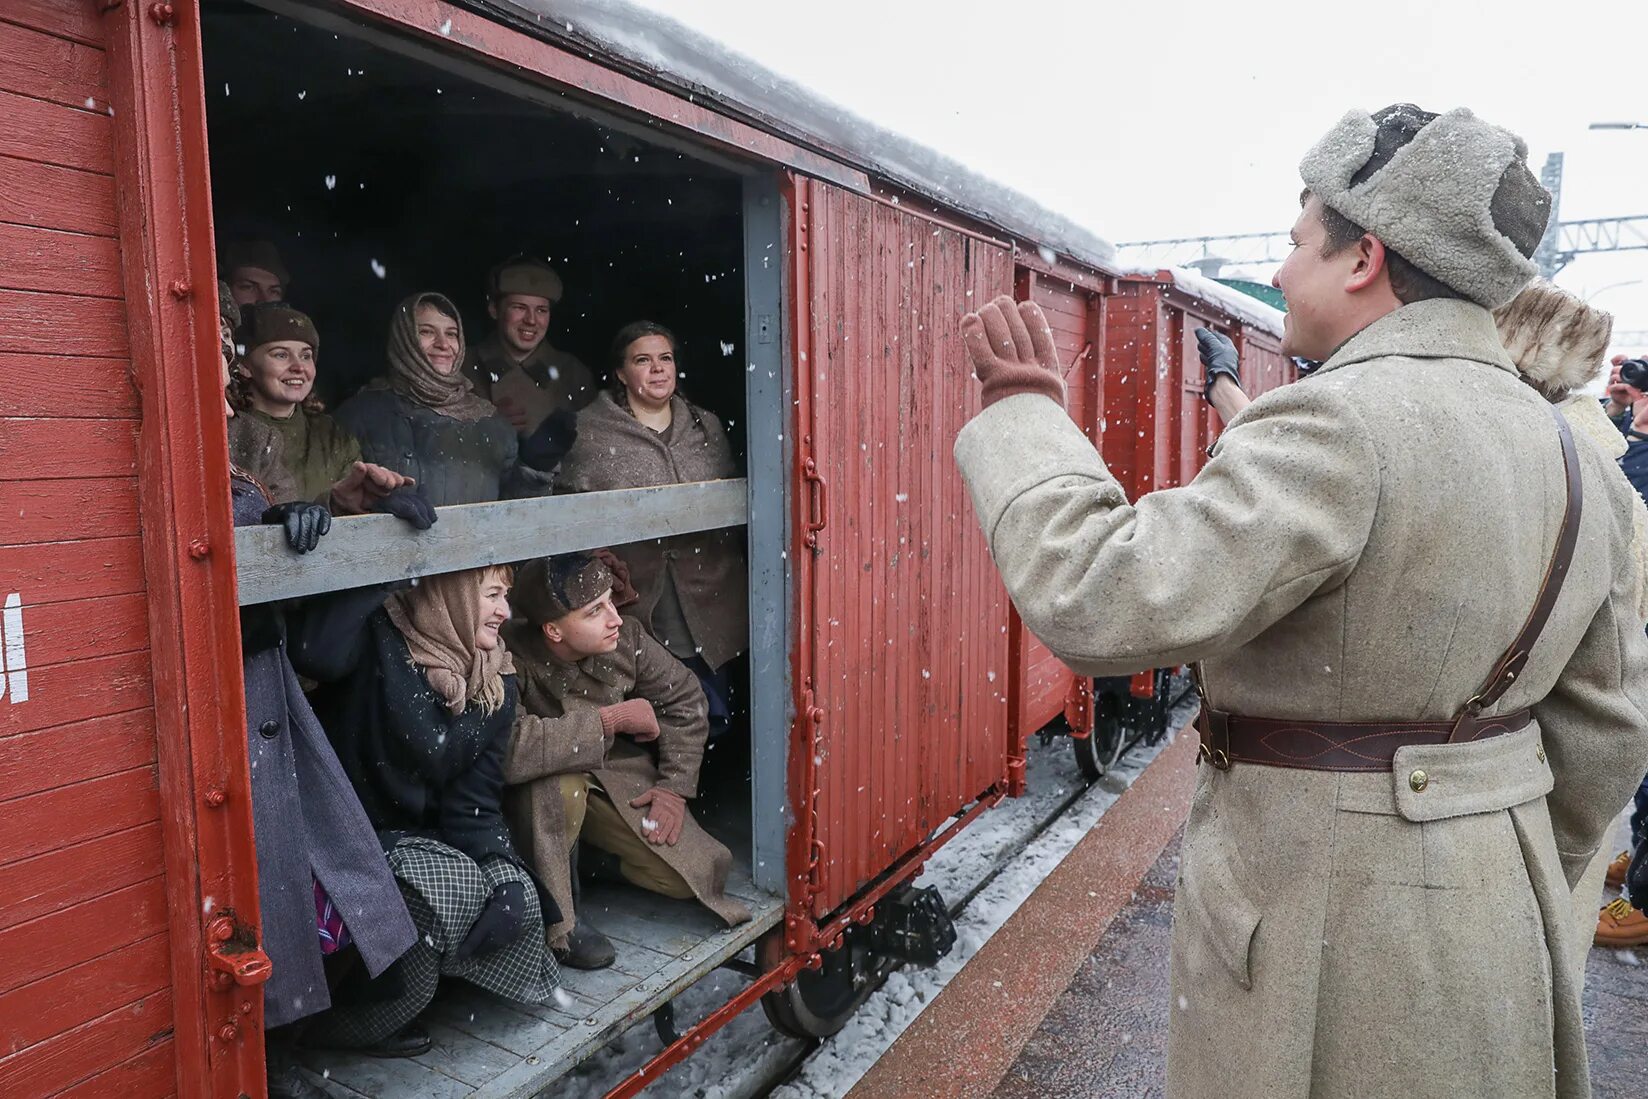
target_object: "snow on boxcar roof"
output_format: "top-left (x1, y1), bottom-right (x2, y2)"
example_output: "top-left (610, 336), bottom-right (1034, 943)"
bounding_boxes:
top-left (464, 0), bottom-right (1120, 273)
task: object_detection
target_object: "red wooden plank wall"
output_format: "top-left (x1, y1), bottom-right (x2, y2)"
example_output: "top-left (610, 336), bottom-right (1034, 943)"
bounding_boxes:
top-left (801, 184), bottom-right (1012, 917)
top-left (1015, 276), bottom-right (1098, 734)
top-left (0, 5), bottom-right (175, 1097)
top-left (1101, 280), bottom-right (1297, 500)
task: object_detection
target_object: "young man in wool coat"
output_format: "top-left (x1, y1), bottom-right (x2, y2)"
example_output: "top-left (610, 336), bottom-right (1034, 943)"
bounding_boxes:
top-left (953, 104), bottom-right (1648, 1098)
top-left (500, 553), bottom-right (751, 970)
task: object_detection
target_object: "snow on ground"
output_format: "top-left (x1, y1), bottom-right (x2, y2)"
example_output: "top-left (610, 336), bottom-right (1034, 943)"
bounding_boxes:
top-left (557, 700), bottom-right (1192, 1099)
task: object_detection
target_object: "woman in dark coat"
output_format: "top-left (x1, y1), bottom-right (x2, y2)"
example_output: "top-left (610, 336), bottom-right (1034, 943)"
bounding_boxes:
top-left (217, 285), bottom-right (418, 1099)
top-left (334, 292), bottom-right (575, 506)
top-left (292, 564), bottom-right (560, 1049)
top-left (555, 322), bottom-right (747, 725)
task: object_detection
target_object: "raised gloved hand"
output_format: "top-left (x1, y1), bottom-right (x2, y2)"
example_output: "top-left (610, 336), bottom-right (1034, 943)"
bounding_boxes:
top-left (599, 698), bottom-right (660, 742)
top-left (961, 295), bottom-right (1065, 410)
top-left (451, 879), bottom-right (528, 962)
top-left (261, 502), bottom-right (331, 554)
top-left (630, 786), bottom-right (687, 846)
top-left (1195, 328), bottom-right (1243, 403)
top-left (593, 548), bottom-right (639, 608)
top-left (372, 485), bottom-right (437, 530)
top-left (519, 407), bottom-right (579, 472)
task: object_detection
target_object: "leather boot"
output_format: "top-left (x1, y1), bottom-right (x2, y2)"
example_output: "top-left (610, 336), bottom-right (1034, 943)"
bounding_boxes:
top-left (555, 847), bottom-right (616, 970)
top-left (558, 920), bottom-right (617, 970)
top-left (1595, 896), bottom-right (1648, 947)
top-left (266, 1035), bottom-right (329, 1099)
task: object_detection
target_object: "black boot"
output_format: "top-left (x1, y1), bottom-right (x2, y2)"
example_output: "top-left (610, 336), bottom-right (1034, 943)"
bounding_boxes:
top-left (266, 1033), bottom-right (329, 1099)
top-left (306, 1021), bottom-right (432, 1059)
top-left (555, 847), bottom-right (616, 970)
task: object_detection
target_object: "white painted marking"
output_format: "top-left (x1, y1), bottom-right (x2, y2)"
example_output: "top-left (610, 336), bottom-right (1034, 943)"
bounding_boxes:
top-left (2, 593), bottom-right (27, 704)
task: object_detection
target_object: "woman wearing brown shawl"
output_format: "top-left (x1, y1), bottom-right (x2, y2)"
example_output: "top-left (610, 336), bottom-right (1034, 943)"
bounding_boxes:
top-left (555, 322), bottom-right (748, 730)
top-left (335, 292), bottom-right (575, 506)
top-left (292, 565), bottom-right (559, 1053)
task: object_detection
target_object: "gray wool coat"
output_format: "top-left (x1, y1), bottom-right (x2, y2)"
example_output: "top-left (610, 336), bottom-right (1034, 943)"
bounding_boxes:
top-left (333, 386), bottom-right (534, 506)
top-left (500, 617), bottom-right (751, 950)
top-left (954, 299), bottom-right (1648, 1099)
top-left (556, 391), bottom-right (748, 670)
top-left (232, 479), bottom-right (415, 1028)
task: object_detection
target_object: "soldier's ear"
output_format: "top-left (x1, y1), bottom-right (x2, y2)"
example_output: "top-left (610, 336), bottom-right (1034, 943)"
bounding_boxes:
top-left (541, 620), bottom-right (561, 644)
top-left (487, 299), bottom-right (500, 322)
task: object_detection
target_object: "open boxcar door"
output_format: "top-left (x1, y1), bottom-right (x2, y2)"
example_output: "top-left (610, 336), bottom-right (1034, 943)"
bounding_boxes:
top-left (784, 175), bottom-right (1013, 939)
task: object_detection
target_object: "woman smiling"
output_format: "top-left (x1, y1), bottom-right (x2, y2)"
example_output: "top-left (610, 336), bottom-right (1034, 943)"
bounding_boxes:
top-left (336, 292), bottom-right (545, 506)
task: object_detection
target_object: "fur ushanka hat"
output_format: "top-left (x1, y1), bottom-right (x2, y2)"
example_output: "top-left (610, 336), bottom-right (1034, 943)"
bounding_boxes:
top-left (1301, 104), bottom-right (1552, 309)
top-left (513, 553), bottom-right (614, 626)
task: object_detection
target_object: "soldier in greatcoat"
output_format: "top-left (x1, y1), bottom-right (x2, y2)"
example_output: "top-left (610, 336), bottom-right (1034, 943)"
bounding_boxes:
top-left (462, 255), bottom-right (593, 471)
top-left (952, 105), bottom-right (1648, 1098)
top-left (501, 553), bottom-right (751, 970)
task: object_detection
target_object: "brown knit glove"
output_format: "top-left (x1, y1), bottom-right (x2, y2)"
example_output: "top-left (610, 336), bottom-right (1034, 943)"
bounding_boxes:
top-left (599, 698), bottom-right (659, 742)
top-left (962, 295), bottom-right (1066, 410)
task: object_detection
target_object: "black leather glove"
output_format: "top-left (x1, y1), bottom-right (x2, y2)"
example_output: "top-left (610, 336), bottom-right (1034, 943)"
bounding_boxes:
top-left (372, 485), bottom-right (437, 531)
top-left (518, 407), bottom-right (578, 472)
top-left (452, 880), bottom-right (528, 963)
top-left (261, 502), bottom-right (331, 554)
top-left (1628, 834), bottom-right (1648, 911)
top-left (1195, 328), bottom-right (1243, 403)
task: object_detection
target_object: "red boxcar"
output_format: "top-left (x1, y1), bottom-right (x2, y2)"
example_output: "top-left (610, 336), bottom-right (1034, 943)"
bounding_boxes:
top-left (0, 3), bottom-right (1288, 1096)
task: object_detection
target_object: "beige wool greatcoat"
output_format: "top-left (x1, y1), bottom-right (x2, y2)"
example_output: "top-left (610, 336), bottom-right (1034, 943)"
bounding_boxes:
top-left (954, 299), bottom-right (1648, 1099)
top-left (556, 390), bottom-right (749, 670)
top-left (500, 617), bottom-right (751, 950)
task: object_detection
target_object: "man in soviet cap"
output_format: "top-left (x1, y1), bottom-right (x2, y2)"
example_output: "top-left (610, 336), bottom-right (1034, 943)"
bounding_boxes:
top-left (954, 104), bottom-right (1648, 1097)
top-left (219, 239), bottom-right (290, 308)
top-left (500, 553), bottom-right (750, 971)
top-left (462, 255), bottom-right (596, 440)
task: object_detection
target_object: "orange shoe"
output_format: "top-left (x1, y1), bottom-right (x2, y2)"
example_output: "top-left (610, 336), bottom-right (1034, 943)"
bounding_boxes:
top-left (1604, 850), bottom-right (1631, 889)
top-left (1595, 897), bottom-right (1648, 947)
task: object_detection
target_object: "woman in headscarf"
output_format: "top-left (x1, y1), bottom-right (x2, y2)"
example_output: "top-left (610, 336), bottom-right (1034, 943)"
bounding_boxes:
top-left (334, 292), bottom-right (575, 506)
top-left (291, 564), bottom-right (560, 1053)
top-left (555, 321), bottom-right (747, 730)
top-left (216, 284), bottom-right (418, 1099)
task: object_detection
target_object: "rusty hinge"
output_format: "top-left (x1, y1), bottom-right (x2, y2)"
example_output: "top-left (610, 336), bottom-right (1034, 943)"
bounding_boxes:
top-left (206, 913), bottom-right (272, 991)
top-left (802, 446), bottom-right (828, 550)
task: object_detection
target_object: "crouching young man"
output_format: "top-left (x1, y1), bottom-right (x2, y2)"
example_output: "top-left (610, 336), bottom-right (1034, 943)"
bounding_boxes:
top-left (502, 553), bottom-right (751, 969)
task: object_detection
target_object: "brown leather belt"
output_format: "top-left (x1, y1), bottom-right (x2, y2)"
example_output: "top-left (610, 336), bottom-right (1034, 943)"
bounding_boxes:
top-left (1194, 708), bottom-right (1532, 772)
top-left (1194, 399), bottom-right (1578, 776)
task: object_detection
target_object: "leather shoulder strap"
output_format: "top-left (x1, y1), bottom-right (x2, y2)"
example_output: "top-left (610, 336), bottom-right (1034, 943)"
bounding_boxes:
top-left (1450, 401), bottom-right (1583, 742)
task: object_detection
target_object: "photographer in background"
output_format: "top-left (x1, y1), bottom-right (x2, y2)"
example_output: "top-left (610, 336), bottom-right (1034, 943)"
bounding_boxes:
top-left (1604, 353), bottom-right (1645, 433)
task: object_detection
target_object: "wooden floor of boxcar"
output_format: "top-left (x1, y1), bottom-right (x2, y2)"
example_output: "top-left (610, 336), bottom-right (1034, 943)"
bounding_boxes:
top-left (299, 862), bottom-right (779, 1098)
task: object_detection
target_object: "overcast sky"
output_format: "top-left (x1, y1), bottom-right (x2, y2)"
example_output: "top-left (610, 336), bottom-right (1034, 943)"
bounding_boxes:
top-left (636, 0), bottom-right (1648, 346)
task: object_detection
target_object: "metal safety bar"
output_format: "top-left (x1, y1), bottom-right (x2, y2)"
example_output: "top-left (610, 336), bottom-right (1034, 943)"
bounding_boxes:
top-left (233, 479), bottom-right (749, 605)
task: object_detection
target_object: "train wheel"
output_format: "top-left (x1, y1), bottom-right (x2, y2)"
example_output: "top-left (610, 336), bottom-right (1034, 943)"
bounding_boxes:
top-left (1071, 714), bottom-right (1125, 779)
top-left (758, 928), bottom-right (881, 1039)
top-left (1072, 689), bottom-right (1126, 780)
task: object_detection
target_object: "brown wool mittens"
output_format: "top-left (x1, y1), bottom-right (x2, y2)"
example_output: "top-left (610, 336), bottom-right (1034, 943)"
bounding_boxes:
top-left (962, 295), bottom-right (1066, 410)
top-left (599, 698), bottom-right (660, 741)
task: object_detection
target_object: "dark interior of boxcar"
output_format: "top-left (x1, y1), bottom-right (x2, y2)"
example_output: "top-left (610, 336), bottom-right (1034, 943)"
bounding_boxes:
top-left (194, 8), bottom-right (774, 1090)
top-left (199, 1), bottom-right (748, 465)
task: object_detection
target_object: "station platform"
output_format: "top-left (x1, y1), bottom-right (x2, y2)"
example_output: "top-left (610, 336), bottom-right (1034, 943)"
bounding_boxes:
top-left (846, 726), bottom-right (1648, 1099)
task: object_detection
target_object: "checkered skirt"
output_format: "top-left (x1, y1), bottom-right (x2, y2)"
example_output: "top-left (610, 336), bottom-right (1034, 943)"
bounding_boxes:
top-left (323, 836), bottom-right (559, 1046)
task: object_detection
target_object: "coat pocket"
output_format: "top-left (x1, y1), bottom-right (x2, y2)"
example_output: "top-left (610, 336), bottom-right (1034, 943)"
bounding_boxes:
top-left (1179, 810), bottom-right (1262, 991)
